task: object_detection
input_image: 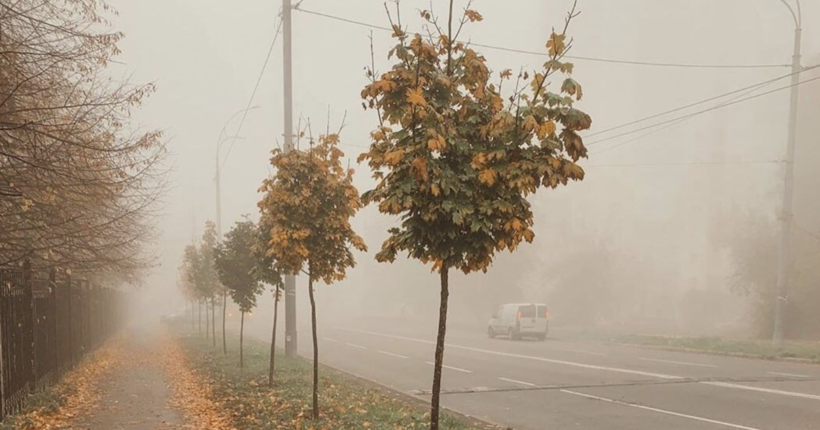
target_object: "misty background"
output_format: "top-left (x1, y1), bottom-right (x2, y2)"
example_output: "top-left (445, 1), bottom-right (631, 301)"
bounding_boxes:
top-left (112, 0), bottom-right (820, 339)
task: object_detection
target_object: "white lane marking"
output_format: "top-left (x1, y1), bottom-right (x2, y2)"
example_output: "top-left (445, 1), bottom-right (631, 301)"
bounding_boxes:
top-left (498, 377), bottom-right (537, 387)
top-left (768, 371), bottom-right (810, 378)
top-left (323, 337), bottom-right (339, 343)
top-left (552, 347), bottom-right (607, 356)
top-left (639, 357), bottom-right (719, 368)
top-left (378, 350), bottom-right (409, 359)
top-left (560, 390), bottom-right (763, 430)
top-left (425, 361), bottom-right (473, 374)
top-left (700, 381), bottom-right (820, 401)
top-left (345, 342), bottom-right (368, 350)
top-left (344, 328), bottom-right (683, 380)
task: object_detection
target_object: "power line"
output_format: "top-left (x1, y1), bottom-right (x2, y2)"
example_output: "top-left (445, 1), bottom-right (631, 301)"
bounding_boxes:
top-left (590, 73), bottom-right (786, 155)
top-left (222, 16), bottom-right (285, 166)
top-left (584, 160), bottom-right (778, 168)
top-left (586, 74), bottom-right (820, 149)
top-left (587, 64), bottom-right (820, 141)
top-left (296, 7), bottom-right (789, 70)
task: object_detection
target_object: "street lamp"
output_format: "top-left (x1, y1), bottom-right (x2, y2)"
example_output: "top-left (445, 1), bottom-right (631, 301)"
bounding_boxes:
top-left (773, 0), bottom-right (802, 347)
top-left (215, 105), bottom-right (260, 238)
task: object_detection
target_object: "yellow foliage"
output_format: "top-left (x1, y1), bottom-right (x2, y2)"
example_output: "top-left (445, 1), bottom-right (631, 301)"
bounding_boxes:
top-left (384, 149), bottom-right (404, 166)
top-left (537, 121), bottom-right (556, 139)
top-left (478, 168), bottom-right (497, 186)
top-left (427, 133), bottom-right (447, 152)
top-left (406, 87), bottom-right (427, 107)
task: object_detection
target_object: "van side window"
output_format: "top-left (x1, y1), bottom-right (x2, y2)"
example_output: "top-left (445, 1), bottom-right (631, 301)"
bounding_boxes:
top-left (519, 305), bottom-right (536, 318)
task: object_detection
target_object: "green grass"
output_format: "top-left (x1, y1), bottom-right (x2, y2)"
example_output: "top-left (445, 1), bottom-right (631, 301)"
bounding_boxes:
top-left (178, 332), bottom-right (492, 430)
top-left (565, 331), bottom-right (820, 362)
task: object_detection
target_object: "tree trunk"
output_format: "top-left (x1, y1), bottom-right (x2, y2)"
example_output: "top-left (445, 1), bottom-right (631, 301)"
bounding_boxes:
top-left (430, 266), bottom-right (450, 430)
top-left (198, 300), bottom-right (202, 334)
top-left (308, 278), bottom-right (319, 420)
top-left (205, 298), bottom-right (210, 339)
top-left (240, 311), bottom-right (245, 369)
top-left (211, 298), bottom-right (216, 347)
top-left (269, 287), bottom-right (280, 388)
top-left (222, 291), bottom-right (227, 355)
top-left (190, 301), bottom-right (195, 332)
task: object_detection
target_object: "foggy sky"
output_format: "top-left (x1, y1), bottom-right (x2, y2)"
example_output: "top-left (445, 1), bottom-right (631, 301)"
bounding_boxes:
top-left (107, 0), bottom-right (820, 325)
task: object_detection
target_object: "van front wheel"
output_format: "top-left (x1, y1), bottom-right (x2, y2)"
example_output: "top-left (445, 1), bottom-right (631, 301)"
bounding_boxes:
top-left (487, 326), bottom-right (496, 339)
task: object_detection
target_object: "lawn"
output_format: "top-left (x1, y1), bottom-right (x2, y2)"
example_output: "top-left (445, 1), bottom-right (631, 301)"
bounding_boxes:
top-left (177, 332), bottom-right (497, 430)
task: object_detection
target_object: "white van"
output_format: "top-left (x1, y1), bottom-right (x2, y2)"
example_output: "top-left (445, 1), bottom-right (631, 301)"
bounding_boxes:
top-left (488, 303), bottom-right (549, 340)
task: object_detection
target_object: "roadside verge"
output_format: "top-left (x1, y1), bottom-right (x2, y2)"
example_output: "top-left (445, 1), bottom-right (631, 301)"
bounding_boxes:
top-left (174, 329), bottom-right (504, 430)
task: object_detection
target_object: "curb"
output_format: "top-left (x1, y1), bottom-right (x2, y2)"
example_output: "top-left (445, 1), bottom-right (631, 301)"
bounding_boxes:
top-left (317, 360), bottom-right (510, 430)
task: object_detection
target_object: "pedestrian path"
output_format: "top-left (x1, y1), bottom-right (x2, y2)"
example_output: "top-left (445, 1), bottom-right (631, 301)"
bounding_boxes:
top-left (68, 325), bottom-right (183, 430)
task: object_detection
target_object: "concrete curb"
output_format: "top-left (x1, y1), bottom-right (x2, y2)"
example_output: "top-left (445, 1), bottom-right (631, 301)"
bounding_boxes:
top-left (318, 360), bottom-right (510, 430)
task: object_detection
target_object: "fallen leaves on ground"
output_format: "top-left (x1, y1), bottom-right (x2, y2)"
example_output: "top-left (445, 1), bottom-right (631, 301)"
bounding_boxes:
top-left (160, 333), bottom-right (235, 430)
top-left (10, 336), bottom-right (126, 430)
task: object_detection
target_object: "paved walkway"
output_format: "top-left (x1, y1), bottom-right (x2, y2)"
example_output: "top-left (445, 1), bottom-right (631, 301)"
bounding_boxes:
top-left (69, 324), bottom-right (183, 430)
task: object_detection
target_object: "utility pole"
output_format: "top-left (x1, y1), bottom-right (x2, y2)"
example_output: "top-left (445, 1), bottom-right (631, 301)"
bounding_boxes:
top-left (773, 0), bottom-right (802, 347)
top-left (282, 0), bottom-right (298, 358)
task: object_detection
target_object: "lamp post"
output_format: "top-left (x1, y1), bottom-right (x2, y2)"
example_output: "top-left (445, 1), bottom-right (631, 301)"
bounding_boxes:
top-left (773, 0), bottom-right (802, 347)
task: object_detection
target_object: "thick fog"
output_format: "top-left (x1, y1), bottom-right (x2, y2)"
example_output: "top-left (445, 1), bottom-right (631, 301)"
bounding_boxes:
top-left (116, 0), bottom-right (820, 339)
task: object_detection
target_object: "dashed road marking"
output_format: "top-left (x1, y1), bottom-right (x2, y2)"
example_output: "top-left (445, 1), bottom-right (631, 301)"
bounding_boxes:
top-left (345, 342), bottom-right (368, 350)
top-left (425, 361), bottom-right (472, 374)
top-left (639, 357), bottom-right (719, 368)
top-left (767, 371), bottom-right (810, 378)
top-left (322, 337), bottom-right (339, 343)
top-left (378, 350), bottom-right (409, 359)
top-left (498, 377), bottom-right (537, 387)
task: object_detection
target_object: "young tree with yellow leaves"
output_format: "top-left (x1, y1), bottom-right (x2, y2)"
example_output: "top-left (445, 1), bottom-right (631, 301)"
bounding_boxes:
top-left (359, 2), bottom-right (591, 429)
top-left (257, 134), bottom-right (367, 420)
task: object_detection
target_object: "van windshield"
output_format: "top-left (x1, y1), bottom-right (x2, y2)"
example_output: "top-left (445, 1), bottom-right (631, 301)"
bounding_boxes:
top-left (518, 305), bottom-right (536, 318)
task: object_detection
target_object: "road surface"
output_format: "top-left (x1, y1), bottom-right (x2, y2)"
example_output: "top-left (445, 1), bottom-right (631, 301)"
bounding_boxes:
top-left (248, 317), bottom-right (820, 430)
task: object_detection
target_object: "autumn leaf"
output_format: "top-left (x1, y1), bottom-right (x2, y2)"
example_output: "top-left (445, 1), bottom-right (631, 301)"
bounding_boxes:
top-left (547, 33), bottom-right (566, 57)
top-left (406, 87), bottom-right (427, 107)
top-left (427, 133), bottom-right (447, 152)
top-left (522, 115), bottom-right (539, 133)
top-left (478, 169), bottom-right (498, 186)
top-left (464, 10), bottom-right (483, 22)
top-left (537, 121), bottom-right (556, 139)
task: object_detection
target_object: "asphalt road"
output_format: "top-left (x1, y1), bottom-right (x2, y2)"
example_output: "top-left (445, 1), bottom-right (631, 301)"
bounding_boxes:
top-left (247, 317), bottom-right (820, 430)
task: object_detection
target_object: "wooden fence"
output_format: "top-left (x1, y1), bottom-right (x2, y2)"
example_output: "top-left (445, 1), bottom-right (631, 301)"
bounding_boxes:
top-left (0, 262), bottom-right (123, 420)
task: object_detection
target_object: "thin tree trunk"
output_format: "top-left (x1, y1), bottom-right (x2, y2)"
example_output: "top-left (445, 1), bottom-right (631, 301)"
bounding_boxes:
top-left (205, 298), bottom-right (210, 339)
top-left (222, 291), bottom-right (227, 355)
top-left (430, 267), bottom-right (450, 430)
top-left (198, 300), bottom-right (202, 334)
top-left (309, 278), bottom-right (319, 420)
top-left (240, 311), bottom-right (245, 368)
top-left (269, 287), bottom-right (280, 388)
top-left (211, 298), bottom-right (216, 347)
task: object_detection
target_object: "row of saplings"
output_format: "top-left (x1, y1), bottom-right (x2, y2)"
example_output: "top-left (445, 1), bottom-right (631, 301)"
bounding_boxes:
top-left (191, 3), bottom-right (592, 429)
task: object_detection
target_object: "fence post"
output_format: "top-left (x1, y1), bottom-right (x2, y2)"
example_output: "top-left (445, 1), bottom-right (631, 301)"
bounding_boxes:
top-left (22, 261), bottom-right (35, 392)
top-left (0, 272), bottom-right (6, 421)
top-left (49, 268), bottom-right (58, 376)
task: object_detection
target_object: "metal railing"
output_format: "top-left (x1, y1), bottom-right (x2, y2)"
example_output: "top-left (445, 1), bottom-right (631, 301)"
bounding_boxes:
top-left (0, 262), bottom-right (123, 420)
